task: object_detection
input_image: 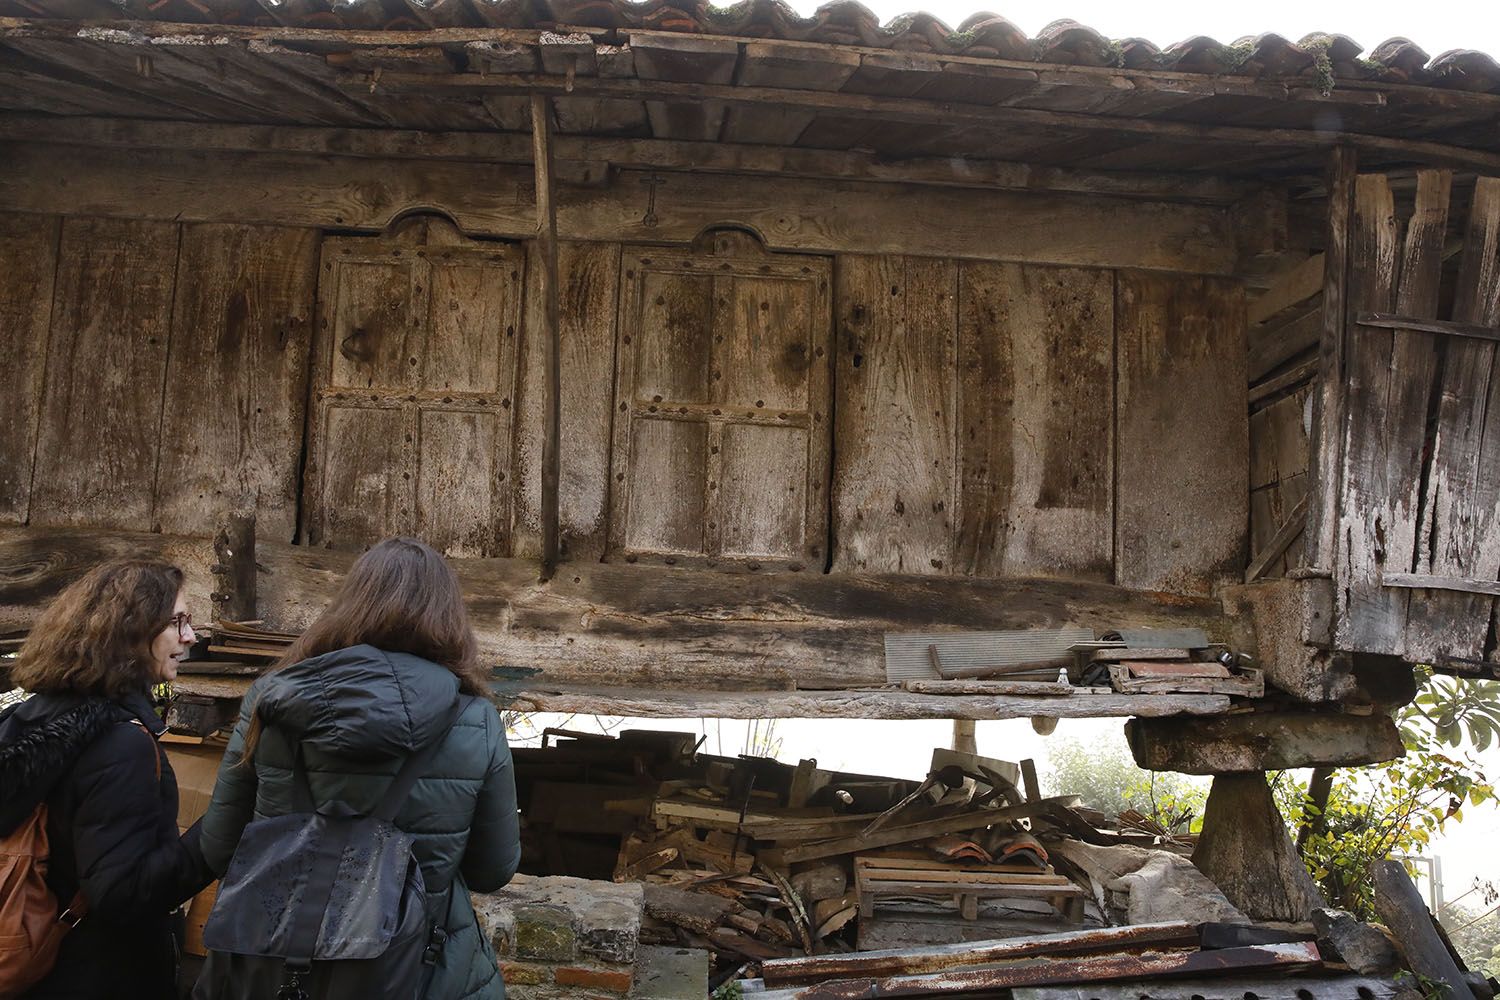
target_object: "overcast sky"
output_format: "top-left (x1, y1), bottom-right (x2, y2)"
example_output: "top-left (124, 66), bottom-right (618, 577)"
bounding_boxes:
top-left (817, 0), bottom-right (1500, 58)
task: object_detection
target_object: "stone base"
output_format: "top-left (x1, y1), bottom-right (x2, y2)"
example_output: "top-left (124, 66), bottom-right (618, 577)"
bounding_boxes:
top-left (1125, 711), bottom-right (1404, 774)
top-left (631, 946), bottom-right (710, 999)
top-left (1193, 773), bottom-right (1325, 922)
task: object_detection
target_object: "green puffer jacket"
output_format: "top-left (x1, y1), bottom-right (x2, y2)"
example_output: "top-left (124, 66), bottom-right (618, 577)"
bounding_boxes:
top-left (197, 644), bottom-right (521, 999)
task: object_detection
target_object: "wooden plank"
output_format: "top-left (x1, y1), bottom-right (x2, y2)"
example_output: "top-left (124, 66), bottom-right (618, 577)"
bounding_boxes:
top-left (513, 242), bottom-right (619, 562)
top-left (532, 91), bottom-right (561, 580)
top-left (0, 212), bottom-right (58, 524)
top-left (1247, 358), bottom-right (1318, 405)
top-left (722, 40), bottom-right (859, 146)
top-left (1357, 313), bottom-right (1500, 343)
top-left (1306, 146), bottom-right (1356, 571)
top-left (1245, 495), bottom-right (1308, 583)
top-left (30, 217), bottom-right (179, 530)
top-left (1248, 300), bottom-right (1322, 383)
top-left (1372, 861), bottom-right (1477, 1000)
top-left (955, 263), bottom-right (1114, 580)
top-left (1247, 253), bottom-right (1324, 325)
top-left (0, 115), bottom-right (1256, 205)
top-left (832, 255), bottom-right (957, 574)
top-left (761, 921), bottom-right (1198, 987)
top-left (1248, 387), bottom-right (1311, 577)
top-left (153, 223), bottom-right (319, 541)
top-left (1405, 176), bottom-right (1500, 662)
top-left (1114, 271), bottom-right (1247, 594)
top-left (1384, 574), bottom-right (1500, 597)
top-left (0, 142), bottom-right (1240, 275)
top-left (1337, 170), bottom-right (1449, 654)
top-left (627, 32), bottom-right (737, 142)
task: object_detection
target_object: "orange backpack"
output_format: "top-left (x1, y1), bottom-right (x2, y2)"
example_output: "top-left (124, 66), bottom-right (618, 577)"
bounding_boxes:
top-left (0, 718), bottom-right (157, 999)
top-left (0, 802), bottom-right (86, 1000)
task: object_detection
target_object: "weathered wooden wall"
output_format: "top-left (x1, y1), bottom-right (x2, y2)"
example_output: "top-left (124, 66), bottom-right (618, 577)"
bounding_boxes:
top-left (0, 147), bottom-right (1250, 599)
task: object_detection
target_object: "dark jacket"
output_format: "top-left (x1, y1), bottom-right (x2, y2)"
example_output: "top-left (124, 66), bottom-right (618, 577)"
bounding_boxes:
top-left (197, 645), bottom-right (521, 1000)
top-left (0, 690), bottom-right (212, 1000)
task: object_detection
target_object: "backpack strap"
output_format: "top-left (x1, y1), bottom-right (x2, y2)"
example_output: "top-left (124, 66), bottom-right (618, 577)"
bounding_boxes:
top-left (371, 696), bottom-right (465, 823)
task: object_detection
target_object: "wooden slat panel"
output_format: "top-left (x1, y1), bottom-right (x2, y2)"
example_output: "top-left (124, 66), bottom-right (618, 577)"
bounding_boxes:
top-left (514, 241), bottom-right (620, 562)
top-left (623, 418), bottom-right (706, 555)
top-left (318, 403), bottom-right (410, 544)
top-left (718, 423), bottom-right (806, 561)
top-left (832, 255), bottom-right (957, 574)
top-left (956, 262), bottom-right (1114, 581)
top-left (326, 256), bottom-right (416, 389)
top-left (718, 273), bottom-right (817, 411)
top-left (31, 217), bottom-right (178, 530)
top-left (0, 213), bottom-right (59, 525)
top-left (154, 223), bottom-right (319, 541)
top-left (420, 255), bottom-right (517, 393)
top-left (1336, 171), bottom-right (1447, 653)
top-left (417, 408), bottom-right (501, 558)
top-left (1115, 271), bottom-right (1247, 594)
top-left (633, 266), bottom-right (713, 404)
top-left (1248, 388), bottom-right (1311, 579)
top-left (1406, 176), bottom-right (1500, 662)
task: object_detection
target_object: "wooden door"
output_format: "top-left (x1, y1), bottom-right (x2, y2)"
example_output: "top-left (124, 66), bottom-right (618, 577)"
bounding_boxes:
top-left (304, 217), bottom-right (523, 557)
top-left (1334, 171), bottom-right (1500, 667)
top-left (609, 231), bottom-right (832, 570)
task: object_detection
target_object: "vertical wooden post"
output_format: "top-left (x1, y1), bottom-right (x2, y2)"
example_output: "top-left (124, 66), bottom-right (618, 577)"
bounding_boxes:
top-left (531, 92), bottom-right (562, 582)
top-left (1305, 145), bottom-right (1356, 572)
top-left (211, 510), bottom-right (256, 623)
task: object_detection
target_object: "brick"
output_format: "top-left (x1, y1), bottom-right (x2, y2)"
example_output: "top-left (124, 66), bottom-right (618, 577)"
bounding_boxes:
top-left (500, 962), bottom-right (549, 986)
top-left (515, 904), bottom-right (576, 962)
top-left (554, 966), bottom-right (633, 994)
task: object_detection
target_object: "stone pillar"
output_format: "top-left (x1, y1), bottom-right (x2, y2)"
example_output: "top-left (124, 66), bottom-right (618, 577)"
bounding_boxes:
top-left (1192, 772), bottom-right (1326, 922)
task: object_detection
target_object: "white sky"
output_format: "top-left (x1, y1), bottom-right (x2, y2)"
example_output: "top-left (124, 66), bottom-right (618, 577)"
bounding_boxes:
top-left (824, 0), bottom-right (1500, 59)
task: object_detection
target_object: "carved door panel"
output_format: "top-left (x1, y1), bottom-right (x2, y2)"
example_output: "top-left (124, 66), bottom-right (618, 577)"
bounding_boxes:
top-left (304, 218), bottom-right (523, 557)
top-left (609, 232), bottom-right (832, 570)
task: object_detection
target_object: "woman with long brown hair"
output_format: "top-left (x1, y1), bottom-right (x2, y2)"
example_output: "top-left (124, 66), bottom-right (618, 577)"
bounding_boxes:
top-left (195, 537), bottom-right (520, 1000)
top-left (0, 559), bottom-right (213, 999)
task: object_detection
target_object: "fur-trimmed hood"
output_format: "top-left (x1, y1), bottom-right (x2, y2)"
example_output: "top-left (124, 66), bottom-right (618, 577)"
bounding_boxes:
top-left (0, 694), bottom-right (155, 836)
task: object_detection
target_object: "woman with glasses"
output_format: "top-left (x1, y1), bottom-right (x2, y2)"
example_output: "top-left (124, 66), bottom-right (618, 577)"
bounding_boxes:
top-left (0, 559), bottom-right (213, 999)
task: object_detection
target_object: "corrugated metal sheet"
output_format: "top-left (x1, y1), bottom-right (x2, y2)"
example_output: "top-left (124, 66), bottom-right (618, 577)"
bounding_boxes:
top-left (884, 627), bottom-right (1094, 682)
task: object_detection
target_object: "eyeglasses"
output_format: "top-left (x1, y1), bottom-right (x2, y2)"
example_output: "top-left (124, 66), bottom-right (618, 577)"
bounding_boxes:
top-left (165, 612), bottom-right (194, 640)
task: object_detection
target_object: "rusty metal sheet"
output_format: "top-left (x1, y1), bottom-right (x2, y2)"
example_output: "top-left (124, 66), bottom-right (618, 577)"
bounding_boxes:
top-left (1011, 975), bottom-right (1399, 1000)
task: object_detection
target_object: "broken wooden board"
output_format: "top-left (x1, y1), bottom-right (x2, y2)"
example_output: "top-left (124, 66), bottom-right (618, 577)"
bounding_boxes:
top-left (760, 920), bottom-right (1199, 986)
top-left (752, 941), bottom-right (1322, 997)
top-left (1108, 666), bottom-right (1264, 698)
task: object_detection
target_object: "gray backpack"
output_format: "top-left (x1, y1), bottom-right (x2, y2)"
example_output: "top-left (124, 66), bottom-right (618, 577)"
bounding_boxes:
top-left (194, 698), bottom-right (463, 1000)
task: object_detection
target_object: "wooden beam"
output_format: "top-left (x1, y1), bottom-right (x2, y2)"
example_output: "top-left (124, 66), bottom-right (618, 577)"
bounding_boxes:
top-left (500, 685), bottom-right (1231, 722)
top-left (0, 114), bottom-right (1253, 204)
top-left (1373, 861), bottom-right (1478, 1000)
top-left (1247, 253), bottom-right (1324, 325)
top-left (1306, 146), bottom-right (1356, 572)
top-left (1244, 494), bottom-right (1308, 583)
top-left (1382, 573), bottom-right (1500, 597)
top-left (531, 92), bottom-right (560, 581)
top-left (1, 527), bottom-right (1235, 692)
top-left (1356, 312), bottom-right (1500, 344)
top-left (0, 140), bottom-right (1238, 274)
top-left (346, 71), bottom-right (1500, 174)
top-left (1248, 358), bottom-right (1318, 405)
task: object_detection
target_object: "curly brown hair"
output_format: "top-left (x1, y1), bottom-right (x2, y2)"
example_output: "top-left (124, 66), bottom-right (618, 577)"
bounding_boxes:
top-left (242, 537), bottom-right (487, 759)
top-left (12, 559), bottom-right (184, 701)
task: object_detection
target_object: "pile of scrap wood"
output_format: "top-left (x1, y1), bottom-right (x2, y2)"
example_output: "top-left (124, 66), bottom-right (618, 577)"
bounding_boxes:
top-left (514, 728), bottom-right (1184, 983)
top-left (737, 920), bottom-right (1383, 998)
